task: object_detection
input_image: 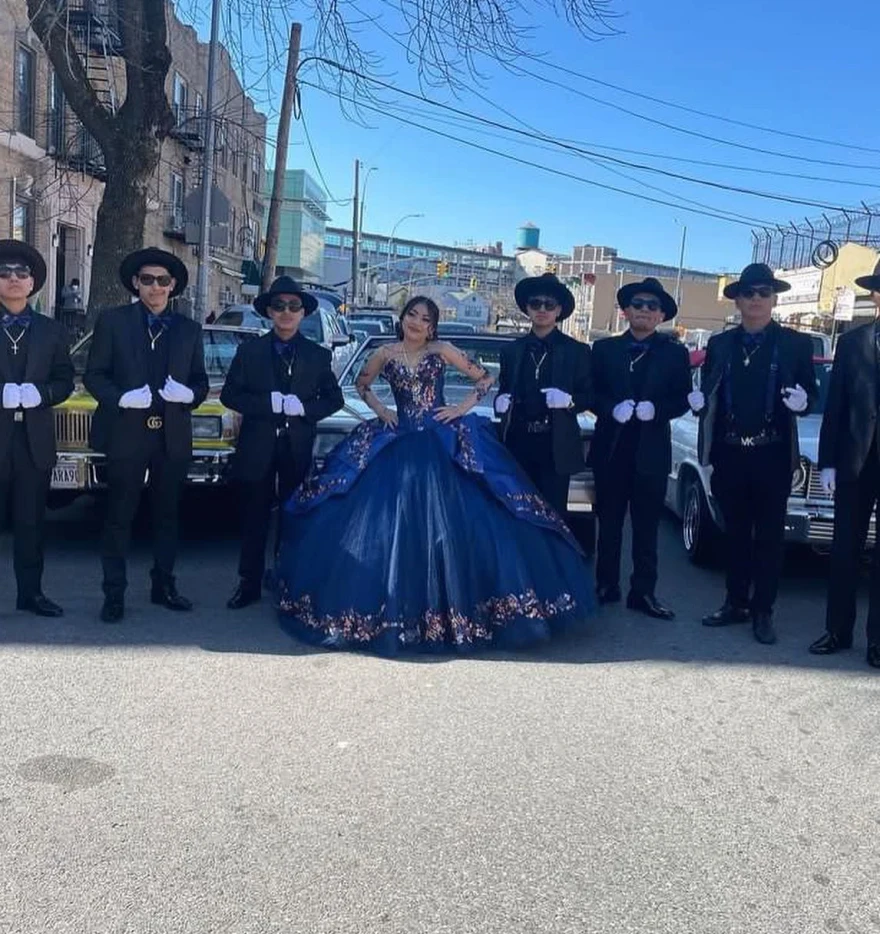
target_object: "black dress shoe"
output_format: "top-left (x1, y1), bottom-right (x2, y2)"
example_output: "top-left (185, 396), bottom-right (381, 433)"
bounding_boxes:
top-left (808, 631), bottom-right (852, 655)
top-left (227, 581), bottom-right (261, 610)
top-left (867, 644), bottom-right (880, 669)
top-left (151, 580), bottom-right (193, 612)
top-left (752, 612), bottom-right (777, 645)
top-left (597, 585), bottom-right (622, 605)
top-left (16, 595), bottom-right (64, 618)
top-left (702, 603), bottom-right (751, 627)
top-left (627, 592), bottom-right (675, 620)
top-left (100, 598), bottom-right (125, 623)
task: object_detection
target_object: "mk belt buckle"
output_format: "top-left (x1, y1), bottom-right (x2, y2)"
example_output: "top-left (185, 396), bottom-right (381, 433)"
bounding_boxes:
top-left (146, 415), bottom-right (163, 430)
top-left (527, 419), bottom-right (550, 434)
top-left (740, 435), bottom-right (757, 447)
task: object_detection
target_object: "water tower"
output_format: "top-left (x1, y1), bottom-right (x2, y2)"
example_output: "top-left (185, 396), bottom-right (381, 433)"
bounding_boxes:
top-left (516, 222), bottom-right (540, 251)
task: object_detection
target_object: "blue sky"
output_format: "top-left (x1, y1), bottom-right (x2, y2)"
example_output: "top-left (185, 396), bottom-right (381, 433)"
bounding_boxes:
top-left (203, 0), bottom-right (880, 273)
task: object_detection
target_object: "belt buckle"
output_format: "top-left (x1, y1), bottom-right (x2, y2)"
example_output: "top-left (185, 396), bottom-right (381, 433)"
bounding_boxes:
top-left (740, 435), bottom-right (756, 447)
top-left (146, 415), bottom-right (163, 430)
top-left (13, 411), bottom-right (23, 422)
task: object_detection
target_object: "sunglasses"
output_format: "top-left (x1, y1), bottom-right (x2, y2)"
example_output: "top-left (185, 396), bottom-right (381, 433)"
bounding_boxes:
top-left (527, 298), bottom-right (559, 312)
top-left (0, 265), bottom-right (32, 280)
top-left (138, 273), bottom-right (173, 287)
top-left (740, 286), bottom-right (774, 299)
top-left (269, 299), bottom-right (304, 313)
top-left (629, 299), bottom-right (661, 312)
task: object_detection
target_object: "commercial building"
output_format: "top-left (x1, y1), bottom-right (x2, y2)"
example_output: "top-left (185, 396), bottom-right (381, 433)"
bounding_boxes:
top-left (263, 169), bottom-right (328, 283)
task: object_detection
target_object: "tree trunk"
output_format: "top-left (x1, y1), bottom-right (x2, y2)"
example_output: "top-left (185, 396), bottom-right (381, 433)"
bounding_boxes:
top-left (86, 140), bottom-right (161, 322)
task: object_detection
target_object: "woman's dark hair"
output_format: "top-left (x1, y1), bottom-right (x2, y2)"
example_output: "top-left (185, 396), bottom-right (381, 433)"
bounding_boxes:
top-left (396, 295), bottom-right (440, 340)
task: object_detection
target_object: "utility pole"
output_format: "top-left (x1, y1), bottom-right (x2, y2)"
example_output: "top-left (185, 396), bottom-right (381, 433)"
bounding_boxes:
top-left (194, 0), bottom-right (222, 322)
top-left (261, 23), bottom-right (302, 293)
top-left (350, 159), bottom-right (360, 307)
top-left (675, 223), bottom-right (688, 311)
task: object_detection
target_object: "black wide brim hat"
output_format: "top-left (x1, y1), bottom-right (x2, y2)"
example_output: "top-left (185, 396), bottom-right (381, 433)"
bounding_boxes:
top-left (617, 276), bottom-right (678, 321)
top-left (0, 239), bottom-right (47, 296)
top-left (514, 272), bottom-right (575, 322)
top-left (254, 275), bottom-right (318, 317)
top-left (119, 247), bottom-right (189, 298)
top-left (855, 260), bottom-right (880, 293)
top-left (723, 263), bottom-right (790, 300)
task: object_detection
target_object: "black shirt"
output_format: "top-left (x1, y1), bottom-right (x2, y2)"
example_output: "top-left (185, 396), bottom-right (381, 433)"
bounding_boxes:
top-left (718, 323), bottom-right (786, 440)
top-left (142, 304), bottom-right (172, 416)
top-left (514, 328), bottom-right (561, 422)
top-left (615, 330), bottom-right (657, 463)
top-left (2, 312), bottom-right (31, 384)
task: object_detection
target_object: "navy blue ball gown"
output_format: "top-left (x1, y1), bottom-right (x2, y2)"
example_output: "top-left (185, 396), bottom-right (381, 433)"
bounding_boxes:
top-left (275, 352), bottom-right (595, 655)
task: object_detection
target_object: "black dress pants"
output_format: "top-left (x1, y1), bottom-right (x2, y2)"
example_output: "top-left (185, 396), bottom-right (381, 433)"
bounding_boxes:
top-left (0, 428), bottom-right (51, 600)
top-left (594, 458), bottom-right (665, 597)
top-left (237, 436), bottom-right (310, 586)
top-left (101, 431), bottom-right (189, 597)
top-left (506, 427), bottom-right (570, 518)
top-left (826, 456), bottom-right (880, 644)
top-left (711, 443), bottom-right (791, 614)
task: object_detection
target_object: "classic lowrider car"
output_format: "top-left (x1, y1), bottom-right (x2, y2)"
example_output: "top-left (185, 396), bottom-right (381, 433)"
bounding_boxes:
top-left (665, 357), bottom-right (874, 562)
top-left (49, 325), bottom-right (262, 505)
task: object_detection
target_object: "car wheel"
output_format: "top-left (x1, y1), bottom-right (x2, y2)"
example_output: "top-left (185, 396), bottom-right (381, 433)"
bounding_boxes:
top-left (682, 476), bottom-right (718, 566)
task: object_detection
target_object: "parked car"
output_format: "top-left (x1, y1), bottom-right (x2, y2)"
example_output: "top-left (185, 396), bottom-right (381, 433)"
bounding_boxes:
top-left (437, 322), bottom-right (479, 336)
top-left (310, 335), bottom-right (596, 536)
top-left (348, 311), bottom-right (397, 333)
top-left (352, 320), bottom-right (389, 341)
top-left (664, 357), bottom-right (872, 562)
top-left (212, 304), bottom-right (269, 331)
top-left (49, 325), bottom-right (264, 503)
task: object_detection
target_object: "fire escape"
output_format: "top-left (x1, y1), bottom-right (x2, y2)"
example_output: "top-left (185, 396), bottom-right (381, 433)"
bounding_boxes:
top-left (56, 0), bottom-right (122, 180)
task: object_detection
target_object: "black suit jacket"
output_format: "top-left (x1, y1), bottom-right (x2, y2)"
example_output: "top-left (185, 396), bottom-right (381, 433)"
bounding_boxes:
top-left (818, 321), bottom-right (878, 481)
top-left (589, 331), bottom-right (691, 479)
top-left (83, 303), bottom-right (209, 460)
top-left (496, 329), bottom-right (592, 476)
top-left (0, 312), bottom-right (74, 471)
top-left (220, 331), bottom-right (344, 482)
top-left (698, 323), bottom-right (817, 474)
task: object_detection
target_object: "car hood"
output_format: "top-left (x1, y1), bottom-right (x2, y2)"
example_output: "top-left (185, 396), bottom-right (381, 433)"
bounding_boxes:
top-left (796, 413), bottom-right (822, 464)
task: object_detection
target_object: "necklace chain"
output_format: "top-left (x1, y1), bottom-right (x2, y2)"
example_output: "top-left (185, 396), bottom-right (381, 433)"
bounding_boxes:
top-left (3, 325), bottom-right (25, 356)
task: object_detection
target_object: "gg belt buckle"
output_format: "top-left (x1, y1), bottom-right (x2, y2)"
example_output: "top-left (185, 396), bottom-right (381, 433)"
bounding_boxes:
top-left (13, 411), bottom-right (23, 422)
top-left (146, 415), bottom-right (163, 430)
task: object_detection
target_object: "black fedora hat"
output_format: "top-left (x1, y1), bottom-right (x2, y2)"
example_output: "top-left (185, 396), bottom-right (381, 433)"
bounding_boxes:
top-left (254, 275), bottom-right (318, 317)
top-left (855, 260), bottom-right (880, 293)
top-left (723, 263), bottom-right (790, 300)
top-left (617, 277), bottom-right (678, 321)
top-left (514, 273), bottom-right (575, 322)
top-left (0, 239), bottom-right (47, 296)
top-left (119, 247), bottom-right (189, 298)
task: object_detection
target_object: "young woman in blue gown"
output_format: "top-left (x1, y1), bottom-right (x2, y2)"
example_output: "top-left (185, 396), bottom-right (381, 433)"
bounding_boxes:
top-left (275, 296), bottom-right (596, 655)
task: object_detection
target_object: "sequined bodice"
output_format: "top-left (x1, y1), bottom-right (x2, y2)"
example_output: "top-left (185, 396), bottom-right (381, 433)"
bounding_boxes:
top-left (382, 353), bottom-right (446, 429)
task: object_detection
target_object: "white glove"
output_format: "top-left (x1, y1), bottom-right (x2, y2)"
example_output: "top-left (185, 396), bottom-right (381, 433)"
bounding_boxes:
top-left (19, 383), bottom-right (41, 409)
top-left (820, 468), bottom-right (836, 496)
top-left (282, 394), bottom-right (305, 417)
top-left (2, 383), bottom-right (21, 409)
top-left (119, 385), bottom-right (152, 409)
top-left (158, 376), bottom-right (195, 405)
top-left (635, 400), bottom-right (655, 422)
top-left (494, 393), bottom-right (512, 415)
top-left (782, 384), bottom-right (808, 413)
top-left (688, 390), bottom-right (705, 413)
top-left (612, 399), bottom-right (635, 424)
top-left (270, 391), bottom-right (284, 415)
top-left (541, 387), bottom-right (573, 410)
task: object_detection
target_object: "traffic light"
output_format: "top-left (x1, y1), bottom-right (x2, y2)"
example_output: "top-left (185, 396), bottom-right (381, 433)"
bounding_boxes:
top-left (469, 277), bottom-right (477, 290)
top-left (436, 261), bottom-right (443, 278)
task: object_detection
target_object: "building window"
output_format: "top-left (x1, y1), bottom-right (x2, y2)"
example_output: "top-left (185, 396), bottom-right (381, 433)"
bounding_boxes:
top-left (343, 236), bottom-right (353, 249)
top-left (251, 153), bottom-right (260, 192)
top-left (15, 45), bottom-right (36, 138)
top-left (231, 141), bottom-right (239, 178)
top-left (194, 92), bottom-right (203, 115)
top-left (13, 199), bottom-right (33, 244)
top-left (47, 71), bottom-right (65, 153)
top-left (172, 72), bottom-right (187, 123)
top-left (362, 239), bottom-right (376, 253)
top-left (326, 233), bottom-right (342, 247)
top-left (229, 206), bottom-right (237, 252)
top-left (169, 172), bottom-right (184, 224)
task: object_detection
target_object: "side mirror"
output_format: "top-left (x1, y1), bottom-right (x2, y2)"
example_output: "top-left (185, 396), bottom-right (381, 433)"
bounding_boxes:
top-left (330, 333), bottom-right (350, 347)
top-left (349, 333), bottom-right (357, 344)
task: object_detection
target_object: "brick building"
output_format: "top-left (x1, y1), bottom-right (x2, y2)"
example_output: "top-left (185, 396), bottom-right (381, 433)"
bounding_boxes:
top-left (0, 0), bottom-right (266, 317)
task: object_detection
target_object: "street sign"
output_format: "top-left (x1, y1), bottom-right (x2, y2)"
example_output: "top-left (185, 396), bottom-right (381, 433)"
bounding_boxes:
top-left (834, 287), bottom-right (855, 321)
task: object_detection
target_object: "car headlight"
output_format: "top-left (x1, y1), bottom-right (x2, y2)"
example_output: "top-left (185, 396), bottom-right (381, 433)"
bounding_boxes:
top-left (791, 459), bottom-right (808, 495)
top-left (192, 415), bottom-right (222, 440)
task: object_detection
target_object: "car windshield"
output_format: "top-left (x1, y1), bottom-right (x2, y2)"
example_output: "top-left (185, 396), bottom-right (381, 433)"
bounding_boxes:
top-left (299, 314), bottom-right (323, 342)
top-left (216, 310), bottom-right (243, 326)
top-left (341, 336), bottom-right (506, 406)
top-left (70, 328), bottom-right (260, 383)
top-left (813, 360), bottom-right (831, 414)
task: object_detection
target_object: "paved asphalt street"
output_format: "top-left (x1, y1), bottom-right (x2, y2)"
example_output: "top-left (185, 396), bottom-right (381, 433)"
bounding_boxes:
top-left (1, 493), bottom-right (879, 934)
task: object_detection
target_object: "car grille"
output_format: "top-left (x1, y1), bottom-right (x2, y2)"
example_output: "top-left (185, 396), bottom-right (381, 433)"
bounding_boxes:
top-left (806, 464), bottom-right (832, 503)
top-left (55, 409), bottom-right (92, 451)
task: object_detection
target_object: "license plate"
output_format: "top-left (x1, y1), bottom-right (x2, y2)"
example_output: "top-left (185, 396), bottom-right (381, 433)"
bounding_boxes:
top-left (51, 461), bottom-right (82, 489)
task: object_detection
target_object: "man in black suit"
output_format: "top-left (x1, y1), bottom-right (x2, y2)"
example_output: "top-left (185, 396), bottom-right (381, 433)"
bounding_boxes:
top-left (809, 262), bottom-right (880, 669)
top-left (590, 278), bottom-right (690, 620)
top-left (495, 273), bottom-right (592, 518)
top-left (0, 240), bottom-right (74, 617)
top-left (84, 248), bottom-right (208, 622)
top-left (691, 263), bottom-right (817, 645)
top-left (221, 276), bottom-right (344, 609)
